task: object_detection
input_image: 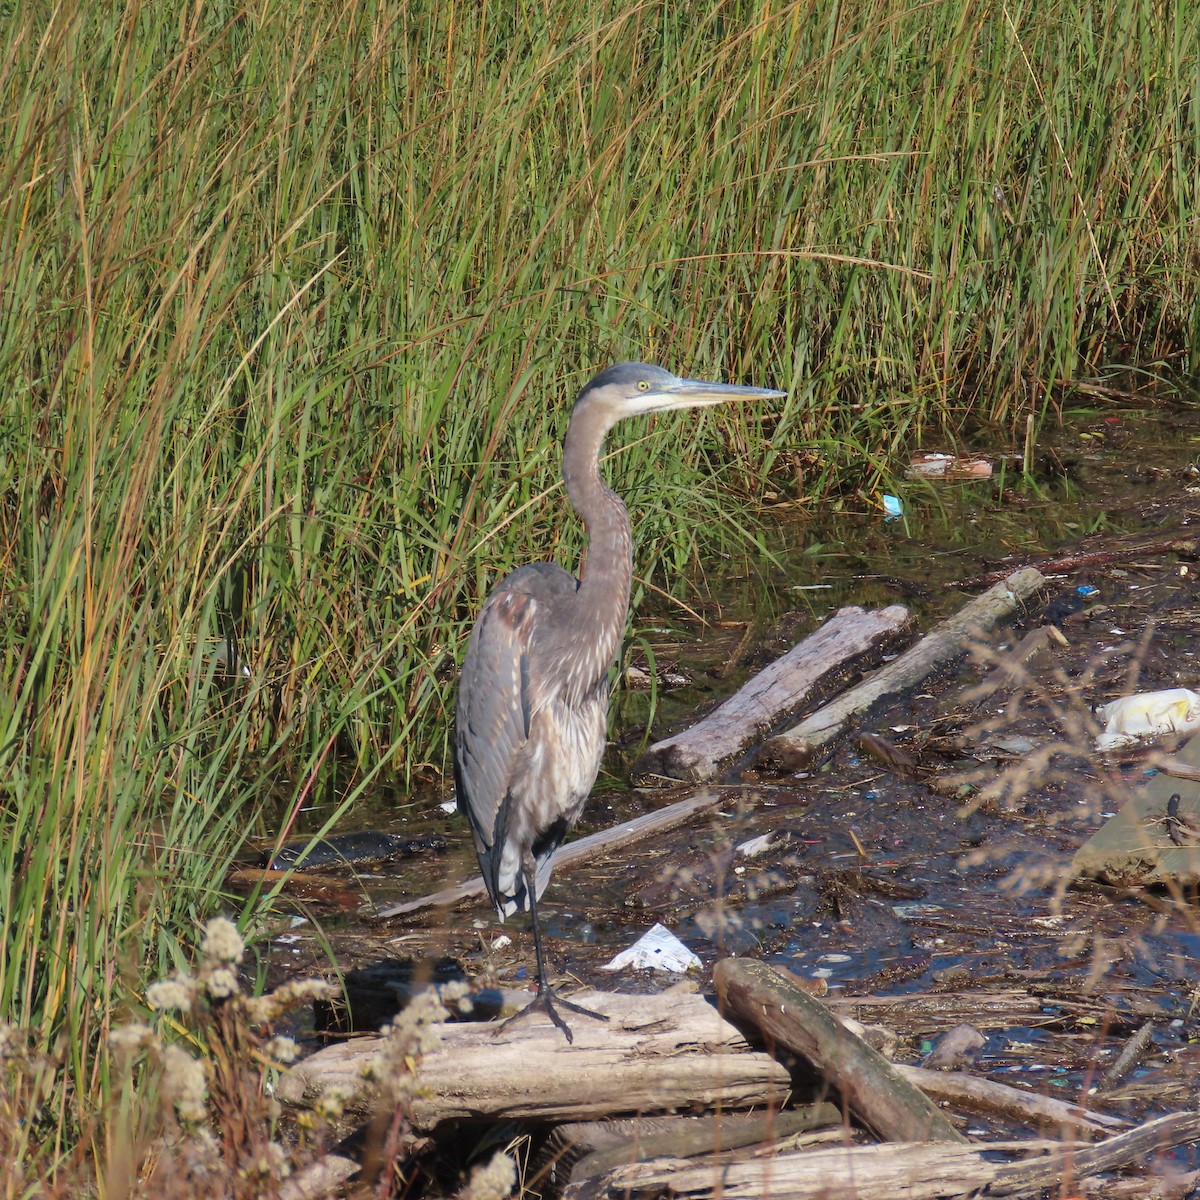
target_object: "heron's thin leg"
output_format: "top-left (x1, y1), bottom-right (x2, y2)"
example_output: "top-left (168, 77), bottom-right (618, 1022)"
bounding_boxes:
top-left (528, 883), bottom-right (611, 1024)
top-left (495, 874), bottom-right (609, 1044)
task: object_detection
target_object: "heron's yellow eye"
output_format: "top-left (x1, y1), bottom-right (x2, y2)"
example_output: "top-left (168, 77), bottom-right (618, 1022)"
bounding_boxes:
top-left (637, 380), bottom-right (649, 391)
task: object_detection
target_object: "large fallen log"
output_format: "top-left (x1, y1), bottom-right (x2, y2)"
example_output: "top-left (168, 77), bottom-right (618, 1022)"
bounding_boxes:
top-left (585, 1113), bottom-right (1200, 1200)
top-left (634, 604), bottom-right (914, 782)
top-left (759, 568), bottom-right (1046, 768)
top-left (371, 786), bottom-right (732, 920)
top-left (279, 990), bottom-right (792, 1130)
top-left (714, 959), bottom-right (965, 1145)
top-left (584, 1140), bottom-right (999, 1199)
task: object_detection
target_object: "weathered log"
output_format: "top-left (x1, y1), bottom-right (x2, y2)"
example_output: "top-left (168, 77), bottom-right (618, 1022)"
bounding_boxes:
top-left (714, 958), bottom-right (965, 1145)
top-left (540, 1105), bottom-right (842, 1189)
top-left (760, 568), bottom-right (1046, 768)
top-left (587, 1113), bottom-right (1200, 1200)
top-left (894, 1065), bottom-right (1127, 1136)
top-left (634, 604), bottom-right (914, 782)
top-left (987, 1112), bottom-right (1200, 1196)
top-left (588, 1140), bottom-right (1000, 1199)
top-left (280, 990), bottom-right (792, 1130)
top-left (832, 984), bottom-right (1163, 1031)
top-left (372, 787), bottom-right (733, 920)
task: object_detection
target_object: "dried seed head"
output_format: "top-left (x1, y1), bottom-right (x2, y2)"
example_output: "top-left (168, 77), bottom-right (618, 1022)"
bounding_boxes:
top-left (146, 976), bottom-right (197, 1013)
top-left (202, 966), bottom-right (240, 1001)
top-left (200, 917), bottom-right (245, 964)
top-left (162, 1044), bottom-right (208, 1123)
top-left (460, 1151), bottom-right (517, 1200)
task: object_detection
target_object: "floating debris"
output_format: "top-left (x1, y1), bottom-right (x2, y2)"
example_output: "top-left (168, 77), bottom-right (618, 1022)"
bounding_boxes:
top-left (736, 828), bottom-right (798, 857)
top-left (1095, 688), bottom-right (1200, 752)
top-left (907, 453), bottom-right (993, 480)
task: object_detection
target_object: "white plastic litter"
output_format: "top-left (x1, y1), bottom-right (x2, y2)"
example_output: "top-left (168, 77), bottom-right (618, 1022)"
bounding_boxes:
top-left (1094, 688), bottom-right (1200, 751)
top-left (600, 923), bottom-right (701, 973)
top-left (736, 828), bottom-right (798, 857)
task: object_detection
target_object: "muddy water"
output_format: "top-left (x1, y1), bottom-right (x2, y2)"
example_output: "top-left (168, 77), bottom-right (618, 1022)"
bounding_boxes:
top-left (270, 405), bottom-right (1200, 1134)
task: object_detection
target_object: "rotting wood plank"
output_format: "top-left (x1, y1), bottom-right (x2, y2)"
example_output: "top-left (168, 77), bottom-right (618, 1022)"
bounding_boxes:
top-left (279, 990), bottom-right (792, 1131)
top-left (634, 604), bottom-right (913, 782)
top-left (759, 568), bottom-right (1046, 768)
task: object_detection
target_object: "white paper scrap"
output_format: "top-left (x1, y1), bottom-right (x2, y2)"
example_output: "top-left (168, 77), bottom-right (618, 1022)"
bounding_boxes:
top-left (600, 923), bottom-right (701, 973)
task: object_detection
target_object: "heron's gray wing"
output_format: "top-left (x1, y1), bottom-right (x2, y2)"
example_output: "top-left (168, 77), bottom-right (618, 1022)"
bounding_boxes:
top-left (455, 564), bottom-right (581, 910)
top-left (453, 585), bottom-right (540, 895)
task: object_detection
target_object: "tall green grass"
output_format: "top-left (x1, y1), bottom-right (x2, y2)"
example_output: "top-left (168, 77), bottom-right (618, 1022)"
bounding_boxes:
top-left (0, 0), bottom-right (1196, 1166)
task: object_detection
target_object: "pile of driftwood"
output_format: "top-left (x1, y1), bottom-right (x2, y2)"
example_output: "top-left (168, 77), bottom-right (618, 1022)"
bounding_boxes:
top-left (281, 957), bottom-right (1199, 1199)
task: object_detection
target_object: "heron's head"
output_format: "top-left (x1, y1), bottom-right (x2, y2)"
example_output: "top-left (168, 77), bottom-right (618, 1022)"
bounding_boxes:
top-left (574, 361), bottom-right (786, 426)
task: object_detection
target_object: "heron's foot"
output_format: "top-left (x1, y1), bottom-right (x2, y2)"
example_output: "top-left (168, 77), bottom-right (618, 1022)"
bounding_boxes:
top-left (496, 986), bottom-right (609, 1045)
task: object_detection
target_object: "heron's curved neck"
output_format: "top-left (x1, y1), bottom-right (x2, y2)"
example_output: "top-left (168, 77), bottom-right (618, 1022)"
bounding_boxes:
top-left (562, 403), bottom-right (632, 663)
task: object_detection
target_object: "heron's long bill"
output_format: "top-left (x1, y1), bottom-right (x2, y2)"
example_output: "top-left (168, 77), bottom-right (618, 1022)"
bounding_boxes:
top-left (645, 377), bottom-right (787, 413)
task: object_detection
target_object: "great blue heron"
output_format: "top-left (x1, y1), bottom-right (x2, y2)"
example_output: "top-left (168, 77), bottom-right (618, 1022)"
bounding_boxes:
top-left (454, 362), bottom-right (786, 1041)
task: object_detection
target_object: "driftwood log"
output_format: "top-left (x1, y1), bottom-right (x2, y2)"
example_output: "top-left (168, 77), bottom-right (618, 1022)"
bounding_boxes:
top-left (894, 1065), bottom-right (1127, 1137)
top-left (280, 976), bottom-right (1184, 1200)
top-left (832, 983), bottom-right (1167, 1032)
top-left (714, 959), bottom-right (965, 1145)
top-left (634, 604), bottom-right (914, 782)
top-left (539, 1105), bottom-right (843, 1190)
top-left (585, 1113), bottom-right (1200, 1200)
top-left (372, 786), bottom-right (734, 920)
top-left (279, 990), bottom-right (791, 1130)
top-left (586, 1140), bottom-right (999, 1199)
top-left (759, 567), bottom-right (1046, 768)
